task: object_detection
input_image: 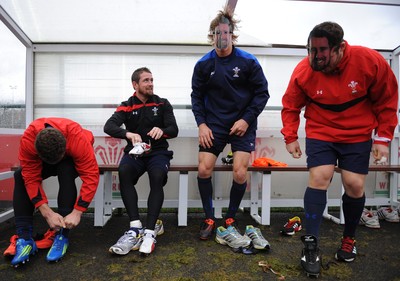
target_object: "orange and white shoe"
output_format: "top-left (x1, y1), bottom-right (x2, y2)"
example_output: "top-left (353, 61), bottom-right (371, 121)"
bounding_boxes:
top-left (3, 234), bottom-right (18, 257)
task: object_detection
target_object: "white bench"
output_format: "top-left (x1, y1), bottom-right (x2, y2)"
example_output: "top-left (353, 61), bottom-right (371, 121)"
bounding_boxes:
top-left (94, 164), bottom-right (400, 227)
top-left (94, 165), bottom-right (311, 227)
top-left (6, 164), bottom-right (400, 227)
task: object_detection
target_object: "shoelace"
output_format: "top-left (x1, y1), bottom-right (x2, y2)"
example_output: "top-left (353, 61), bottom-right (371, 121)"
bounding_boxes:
top-left (305, 247), bottom-right (319, 263)
top-left (119, 231), bottom-right (140, 243)
top-left (52, 235), bottom-right (65, 251)
top-left (341, 238), bottom-right (355, 253)
top-left (143, 233), bottom-right (156, 244)
top-left (227, 227), bottom-right (242, 238)
top-left (229, 230), bottom-right (250, 245)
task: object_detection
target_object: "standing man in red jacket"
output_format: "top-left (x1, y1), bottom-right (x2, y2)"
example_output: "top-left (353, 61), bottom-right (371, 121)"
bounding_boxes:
top-left (9, 117), bottom-right (99, 267)
top-left (281, 22), bottom-right (398, 277)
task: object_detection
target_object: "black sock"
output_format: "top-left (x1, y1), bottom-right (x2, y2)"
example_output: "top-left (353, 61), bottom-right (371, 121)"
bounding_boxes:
top-left (225, 181), bottom-right (247, 219)
top-left (342, 193), bottom-right (365, 238)
top-left (197, 177), bottom-right (214, 219)
top-left (303, 187), bottom-right (327, 238)
top-left (15, 216), bottom-right (33, 240)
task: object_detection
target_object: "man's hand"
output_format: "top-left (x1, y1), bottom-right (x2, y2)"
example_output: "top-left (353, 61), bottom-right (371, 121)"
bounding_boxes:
top-left (126, 132), bottom-right (142, 144)
top-left (198, 124), bottom-right (214, 148)
top-left (286, 141), bottom-right (302, 158)
top-left (147, 127), bottom-right (164, 140)
top-left (372, 143), bottom-right (389, 164)
top-left (64, 209), bottom-right (83, 229)
top-left (38, 204), bottom-right (66, 231)
top-left (229, 119), bottom-right (249, 137)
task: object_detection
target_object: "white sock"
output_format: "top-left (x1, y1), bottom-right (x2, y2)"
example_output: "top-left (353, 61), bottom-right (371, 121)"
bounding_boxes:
top-left (130, 220), bottom-right (142, 229)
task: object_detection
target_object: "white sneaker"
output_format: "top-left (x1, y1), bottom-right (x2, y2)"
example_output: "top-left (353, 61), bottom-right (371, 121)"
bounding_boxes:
top-left (139, 231), bottom-right (156, 255)
top-left (109, 228), bottom-right (143, 255)
top-left (154, 219), bottom-right (164, 237)
top-left (359, 209), bottom-right (380, 229)
top-left (376, 206), bottom-right (400, 222)
top-left (244, 225), bottom-right (271, 250)
top-left (215, 226), bottom-right (252, 249)
top-left (129, 142), bottom-right (151, 156)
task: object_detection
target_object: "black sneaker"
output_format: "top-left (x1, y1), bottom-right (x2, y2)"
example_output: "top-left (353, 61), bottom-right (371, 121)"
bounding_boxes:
top-left (221, 152), bottom-right (233, 165)
top-left (335, 236), bottom-right (356, 262)
top-left (300, 235), bottom-right (321, 278)
top-left (199, 218), bottom-right (216, 240)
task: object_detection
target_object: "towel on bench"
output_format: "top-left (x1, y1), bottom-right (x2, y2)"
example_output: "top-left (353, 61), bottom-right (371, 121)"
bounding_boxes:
top-left (252, 157), bottom-right (288, 167)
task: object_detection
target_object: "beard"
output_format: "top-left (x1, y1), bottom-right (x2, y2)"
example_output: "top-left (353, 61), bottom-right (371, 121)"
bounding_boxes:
top-left (310, 57), bottom-right (329, 72)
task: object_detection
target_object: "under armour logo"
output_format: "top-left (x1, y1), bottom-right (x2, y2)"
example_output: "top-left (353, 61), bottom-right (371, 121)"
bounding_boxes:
top-left (316, 90), bottom-right (323, 95)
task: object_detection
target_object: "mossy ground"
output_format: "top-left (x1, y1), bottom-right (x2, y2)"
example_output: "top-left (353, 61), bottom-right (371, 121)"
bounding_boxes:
top-left (1, 210), bottom-right (399, 281)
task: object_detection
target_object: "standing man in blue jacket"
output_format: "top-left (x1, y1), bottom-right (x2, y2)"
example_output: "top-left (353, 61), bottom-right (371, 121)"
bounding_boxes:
top-left (191, 6), bottom-right (270, 242)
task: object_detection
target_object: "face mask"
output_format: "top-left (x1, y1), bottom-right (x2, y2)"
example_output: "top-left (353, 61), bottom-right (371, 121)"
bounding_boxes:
top-left (214, 23), bottom-right (232, 50)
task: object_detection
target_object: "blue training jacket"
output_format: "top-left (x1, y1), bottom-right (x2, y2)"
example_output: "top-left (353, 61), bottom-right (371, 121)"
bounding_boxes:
top-left (191, 46), bottom-right (270, 134)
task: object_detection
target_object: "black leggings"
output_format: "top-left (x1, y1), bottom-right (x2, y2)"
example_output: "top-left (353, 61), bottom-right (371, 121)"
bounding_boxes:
top-left (13, 157), bottom-right (79, 218)
top-left (119, 164), bottom-right (167, 230)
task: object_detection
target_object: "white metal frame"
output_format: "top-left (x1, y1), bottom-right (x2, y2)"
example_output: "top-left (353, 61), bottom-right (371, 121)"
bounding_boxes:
top-left (1, 4), bottom-right (399, 225)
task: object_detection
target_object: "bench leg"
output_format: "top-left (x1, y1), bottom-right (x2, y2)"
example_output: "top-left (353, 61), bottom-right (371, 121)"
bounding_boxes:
top-left (178, 172), bottom-right (188, 226)
top-left (390, 171), bottom-right (400, 206)
top-left (261, 172), bottom-right (271, 225)
top-left (250, 171), bottom-right (260, 224)
top-left (94, 171), bottom-right (113, 227)
top-left (213, 172), bottom-right (223, 219)
top-left (249, 171), bottom-right (271, 225)
top-left (322, 189), bottom-right (341, 224)
top-left (94, 173), bottom-right (105, 227)
top-left (103, 171), bottom-right (113, 224)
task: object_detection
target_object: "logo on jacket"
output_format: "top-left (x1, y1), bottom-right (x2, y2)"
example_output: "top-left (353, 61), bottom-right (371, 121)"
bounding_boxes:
top-left (316, 90), bottom-right (323, 95)
top-left (132, 111), bottom-right (138, 115)
top-left (348, 81), bottom-right (358, 94)
top-left (233, 67), bottom-right (240, 77)
top-left (152, 107), bottom-right (159, 116)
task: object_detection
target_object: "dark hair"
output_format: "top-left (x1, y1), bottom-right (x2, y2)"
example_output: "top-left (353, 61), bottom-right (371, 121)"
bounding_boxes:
top-left (307, 21), bottom-right (344, 50)
top-left (208, 5), bottom-right (240, 44)
top-left (131, 67), bottom-right (152, 83)
top-left (34, 128), bottom-right (66, 164)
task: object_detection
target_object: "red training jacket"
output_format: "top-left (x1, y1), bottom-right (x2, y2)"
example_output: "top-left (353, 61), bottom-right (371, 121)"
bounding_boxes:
top-left (281, 41), bottom-right (398, 145)
top-left (18, 117), bottom-right (99, 212)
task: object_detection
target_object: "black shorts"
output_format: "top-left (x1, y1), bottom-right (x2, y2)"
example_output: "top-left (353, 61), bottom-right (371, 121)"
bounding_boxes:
top-left (199, 129), bottom-right (256, 157)
top-left (306, 138), bottom-right (372, 174)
